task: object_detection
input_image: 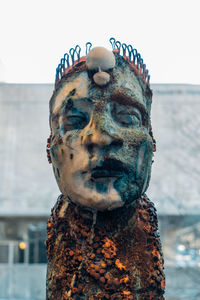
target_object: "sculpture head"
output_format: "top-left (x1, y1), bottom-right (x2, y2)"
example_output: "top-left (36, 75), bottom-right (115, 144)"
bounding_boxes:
top-left (48, 39), bottom-right (155, 211)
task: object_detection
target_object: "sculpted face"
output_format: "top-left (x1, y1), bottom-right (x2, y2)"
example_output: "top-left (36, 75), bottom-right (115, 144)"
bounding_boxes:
top-left (49, 56), bottom-right (153, 211)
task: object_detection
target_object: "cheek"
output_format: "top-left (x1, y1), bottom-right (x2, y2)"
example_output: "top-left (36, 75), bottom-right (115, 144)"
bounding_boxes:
top-left (136, 141), bottom-right (152, 179)
top-left (51, 114), bottom-right (63, 135)
top-left (50, 133), bottom-right (90, 172)
top-left (50, 138), bottom-right (75, 191)
top-left (50, 134), bottom-right (72, 177)
top-left (63, 134), bottom-right (86, 165)
top-left (50, 143), bottom-right (67, 183)
top-left (117, 129), bottom-right (152, 162)
top-left (52, 164), bottom-right (61, 182)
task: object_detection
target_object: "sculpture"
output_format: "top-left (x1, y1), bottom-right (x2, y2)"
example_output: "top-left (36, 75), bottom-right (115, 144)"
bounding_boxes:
top-left (46, 38), bottom-right (165, 299)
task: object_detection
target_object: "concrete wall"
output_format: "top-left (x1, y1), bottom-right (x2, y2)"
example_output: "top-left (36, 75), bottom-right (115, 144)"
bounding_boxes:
top-left (1, 83), bottom-right (200, 216)
top-left (0, 83), bottom-right (59, 217)
top-left (149, 84), bottom-right (200, 214)
top-left (0, 264), bottom-right (46, 299)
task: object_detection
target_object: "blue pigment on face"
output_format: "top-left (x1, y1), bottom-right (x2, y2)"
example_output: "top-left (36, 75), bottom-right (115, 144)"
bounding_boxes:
top-left (113, 170), bottom-right (140, 203)
top-left (136, 142), bottom-right (148, 180)
top-left (96, 182), bottom-right (108, 193)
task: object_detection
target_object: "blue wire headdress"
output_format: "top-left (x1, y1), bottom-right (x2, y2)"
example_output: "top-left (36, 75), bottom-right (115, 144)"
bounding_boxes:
top-left (55, 38), bottom-right (150, 87)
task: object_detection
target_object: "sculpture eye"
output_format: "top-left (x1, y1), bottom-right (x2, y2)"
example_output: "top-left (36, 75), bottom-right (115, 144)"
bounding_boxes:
top-left (110, 102), bottom-right (142, 127)
top-left (63, 111), bottom-right (88, 131)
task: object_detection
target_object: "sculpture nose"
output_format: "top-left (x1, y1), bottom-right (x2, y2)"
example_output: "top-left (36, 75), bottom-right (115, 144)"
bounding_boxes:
top-left (81, 114), bottom-right (123, 156)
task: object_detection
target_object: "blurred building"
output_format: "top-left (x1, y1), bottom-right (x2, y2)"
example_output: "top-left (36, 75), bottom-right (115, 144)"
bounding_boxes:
top-left (0, 83), bottom-right (200, 299)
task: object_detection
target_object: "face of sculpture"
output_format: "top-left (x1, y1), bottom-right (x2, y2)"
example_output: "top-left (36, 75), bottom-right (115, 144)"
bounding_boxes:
top-left (49, 57), bottom-right (153, 211)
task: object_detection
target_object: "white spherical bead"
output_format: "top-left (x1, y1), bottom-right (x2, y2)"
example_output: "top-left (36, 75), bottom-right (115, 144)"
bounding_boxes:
top-left (86, 47), bottom-right (115, 71)
top-left (93, 71), bottom-right (111, 86)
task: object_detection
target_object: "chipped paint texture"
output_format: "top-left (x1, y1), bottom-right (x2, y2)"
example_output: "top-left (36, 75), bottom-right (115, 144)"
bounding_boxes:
top-left (49, 57), bottom-right (153, 211)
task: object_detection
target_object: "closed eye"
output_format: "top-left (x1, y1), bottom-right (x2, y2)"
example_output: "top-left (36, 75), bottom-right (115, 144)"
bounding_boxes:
top-left (110, 102), bottom-right (142, 127)
top-left (117, 110), bottom-right (141, 120)
top-left (63, 112), bottom-right (89, 131)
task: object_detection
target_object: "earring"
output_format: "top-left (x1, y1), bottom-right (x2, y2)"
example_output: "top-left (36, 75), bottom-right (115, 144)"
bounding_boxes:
top-left (46, 132), bottom-right (52, 164)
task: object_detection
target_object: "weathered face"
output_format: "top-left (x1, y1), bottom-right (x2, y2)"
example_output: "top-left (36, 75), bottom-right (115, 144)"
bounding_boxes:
top-left (50, 61), bottom-right (153, 211)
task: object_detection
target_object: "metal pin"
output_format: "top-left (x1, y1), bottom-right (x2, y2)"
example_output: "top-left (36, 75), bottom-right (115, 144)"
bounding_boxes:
top-left (122, 43), bottom-right (128, 57)
top-left (55, 68), bottom-right (59, 84)
top-left (132, 49), bottom-right (137, 64)
top-left (63, 53), bottom-right (70, 68)
top-left (109, 37), bottom-right (116, 50)
top-left (115, 41), bottom-right (121, 54)
top-left (128, 45), bottom-right (133, 61)
top-left (140, 58), bottom-right (143, 72)
top-left (145, 69), bottom-right (149, 81)
top-left (137, 53), bottom-right (141, 69)
top-left (74, 45), bottom-right (81, 61)
top-left (142, 63), bottom-right (146, 75)
top-left (86, 42), bottom-right (92, 55)
top-left (69, 48), bottom-right (75, 65)
top-left (60, 58), bottom-right (65, 76)
top-left (55, 65), bottom-right (61, 84)
top-left (58, 64), bottom-right (62, 80)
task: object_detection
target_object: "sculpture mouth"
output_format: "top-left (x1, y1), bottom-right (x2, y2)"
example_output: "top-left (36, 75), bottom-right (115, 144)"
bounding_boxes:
top-left (90, 159), bottom-right (125, 179)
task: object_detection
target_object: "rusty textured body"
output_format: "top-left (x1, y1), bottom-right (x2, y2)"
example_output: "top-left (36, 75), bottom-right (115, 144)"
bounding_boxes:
top-left (46, 195), bottom-right (165, 299)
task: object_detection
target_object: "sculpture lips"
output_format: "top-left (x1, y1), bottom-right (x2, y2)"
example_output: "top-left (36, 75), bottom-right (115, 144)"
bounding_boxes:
top-left (91, 159), bottom-right (125, 179)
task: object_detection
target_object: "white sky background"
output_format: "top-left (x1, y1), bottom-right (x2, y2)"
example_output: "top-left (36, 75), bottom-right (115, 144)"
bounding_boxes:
top-left (0, 0), bottom-right (200, 84)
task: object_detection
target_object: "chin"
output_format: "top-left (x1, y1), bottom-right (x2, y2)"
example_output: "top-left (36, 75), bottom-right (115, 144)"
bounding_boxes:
top-left (61, 179), bottom-right (124, 211)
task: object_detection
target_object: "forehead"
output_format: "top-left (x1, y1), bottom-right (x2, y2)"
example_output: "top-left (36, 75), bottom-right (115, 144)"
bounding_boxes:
top-left (52, 72), bottom-right (89, 114)
top-left (52, 65), bottom-right (145, 115)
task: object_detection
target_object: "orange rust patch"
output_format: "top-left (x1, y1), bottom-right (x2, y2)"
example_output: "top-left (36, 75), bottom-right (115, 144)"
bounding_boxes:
top-left (101, 262), bottom-right (106, 268)
top-left (120, 275), bottom-right (129, 283)
top-left (152, 247), bottom-right (161, 260)
top-left (77, 255), bottom-right (83, 262)
top-left (161, 279), bottom-right (165, 289)
top-left (99, 268), bottom-right (106, 274)
top-left (123, 290), bottom-right (131, 295)
top-left (102, 237), bottom-right (117, 259)
top-left (143, 222), bottom-right (151, 233)
top-left (100, 277), bottom-right (105, 283)
top-left (138, 209), bottom-right (149, 220)
top-left (115, 259), bottom-right (126, 271)
top-left (105, 273), bottom-right (110, 280)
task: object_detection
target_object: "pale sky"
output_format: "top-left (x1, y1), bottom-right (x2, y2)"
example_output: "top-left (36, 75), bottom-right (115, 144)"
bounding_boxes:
top-left (0, 0), bottom-right (200, 84)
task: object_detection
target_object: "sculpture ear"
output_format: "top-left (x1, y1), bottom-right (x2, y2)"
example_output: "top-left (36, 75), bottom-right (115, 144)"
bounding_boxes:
top-left (47, 132), bottom-right (52, 164)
